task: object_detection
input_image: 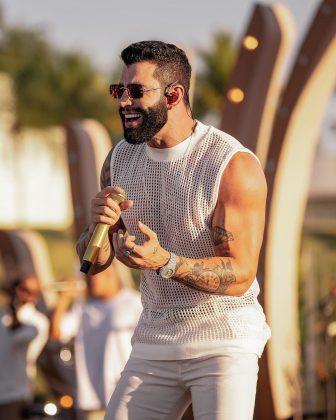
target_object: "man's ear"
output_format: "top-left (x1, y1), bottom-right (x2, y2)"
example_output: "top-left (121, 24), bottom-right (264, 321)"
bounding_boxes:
top-left (165, 91), bottom-right (179, 104)
top-left (164, 83), bottom-right (183, 105)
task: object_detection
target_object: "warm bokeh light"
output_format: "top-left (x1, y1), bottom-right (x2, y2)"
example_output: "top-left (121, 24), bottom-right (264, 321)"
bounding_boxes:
top-left (60, 348), bottom-right (72, 362)
top-left (44, 402), bottom-right (57, 416)
top-left (227, 88), bottom-right (245, 104)
top-left (59, 395), bottom-right (74, 409)
top-left (243, 35), bottom-right (259, 50)
top-left (327, 321), bottom-right (336, 337)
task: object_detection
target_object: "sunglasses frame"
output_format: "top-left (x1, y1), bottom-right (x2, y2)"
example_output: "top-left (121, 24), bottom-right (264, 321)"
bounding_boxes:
top-left (109, 81), bottom-right (180, 100)
top-left (109, 83), bottom-right (162, 99)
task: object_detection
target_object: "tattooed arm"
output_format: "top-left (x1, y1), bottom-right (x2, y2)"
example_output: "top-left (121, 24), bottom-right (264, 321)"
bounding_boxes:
top-left (104, 152), bottom-right (266, 295)
top-left (76, 150), bottom-right (132, 274)
top-left (172, 152), bottom-right (267, 296)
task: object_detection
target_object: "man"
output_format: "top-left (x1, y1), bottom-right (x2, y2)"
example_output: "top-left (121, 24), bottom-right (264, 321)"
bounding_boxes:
top-left (77, 40), bottom-right (271, 420)
top-left (50, 262), bottom-right (142, 420)
top-left (0, 275), bottom-right (49, 420)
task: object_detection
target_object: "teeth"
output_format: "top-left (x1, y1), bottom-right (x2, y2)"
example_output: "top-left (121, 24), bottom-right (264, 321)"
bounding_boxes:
top-left (124, 113), bottom-right (141, 119)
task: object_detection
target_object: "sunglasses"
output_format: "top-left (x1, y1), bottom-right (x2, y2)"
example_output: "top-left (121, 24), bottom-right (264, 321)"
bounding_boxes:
top-left (109, 83), bottom-right (163, 100)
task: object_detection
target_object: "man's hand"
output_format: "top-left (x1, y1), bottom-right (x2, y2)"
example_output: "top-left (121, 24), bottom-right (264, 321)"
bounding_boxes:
top-left (112, 221), bottom-right (170, 271)
top-left (77, 186), bottom-right (133, 271)
top-left (90, 186), bottom-right (133, 233)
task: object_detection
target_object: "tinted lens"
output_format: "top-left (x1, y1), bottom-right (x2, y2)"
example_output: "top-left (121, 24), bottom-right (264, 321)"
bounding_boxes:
top-left (109, 84), bottom-right (144, 99)
top-left (109, 84), bottom-right (119, 98)
top-left (127, 84), bottom-right (144, 99)
top-left (117, 86), bottom-right (126, 99)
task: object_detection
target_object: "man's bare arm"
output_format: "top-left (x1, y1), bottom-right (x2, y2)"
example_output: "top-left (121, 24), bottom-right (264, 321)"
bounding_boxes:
top-left (172, 152), bottom-right (267, 296)
top-left (76, 150), bottom-right (130, 274)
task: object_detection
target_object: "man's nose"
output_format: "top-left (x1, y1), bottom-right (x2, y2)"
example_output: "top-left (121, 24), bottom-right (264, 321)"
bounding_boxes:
top-left (119, 89), bottom-right (133, 106)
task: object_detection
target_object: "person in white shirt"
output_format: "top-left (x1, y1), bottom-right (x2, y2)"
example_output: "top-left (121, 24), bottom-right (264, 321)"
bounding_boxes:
top-left (50, 261), bottom-right (142, 420)
top-left (0, 275), bottom-right (49, 420)
top-left (77, 40), bottom-right (271, 420)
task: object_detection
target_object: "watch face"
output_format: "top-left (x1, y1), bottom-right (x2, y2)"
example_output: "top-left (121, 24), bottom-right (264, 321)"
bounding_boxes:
top-left (162, 268), bottom-right (174, 279)
top-left (159, 253), bottom-right (177, 279)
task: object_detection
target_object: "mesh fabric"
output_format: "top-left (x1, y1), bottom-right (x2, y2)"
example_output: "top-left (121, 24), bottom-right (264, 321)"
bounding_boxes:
top-left (110, 126), bottom-right (270, 348)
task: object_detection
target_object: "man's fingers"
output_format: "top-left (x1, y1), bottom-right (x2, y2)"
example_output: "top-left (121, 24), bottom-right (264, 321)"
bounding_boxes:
top-left (120, 200), bottom-right (133, 211)
top-left (100, 186), bottom-right (126, 197)
top-left (137, 221), bottom-right (156, 240)
top-left (92, 214), bottom-right (116, 225)
top-left (93, 197), bottom-right (121, 213)
top-left (98, 205), bottom-right (120, 219)
top-left (92, 187), bottom-right (131, 229)
top-left (112, 231), bottom-right (138, 264)
top-left (91, 202), bottom-right (121, 226)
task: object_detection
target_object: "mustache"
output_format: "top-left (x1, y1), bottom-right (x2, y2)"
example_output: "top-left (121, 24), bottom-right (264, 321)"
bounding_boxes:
top-left (119, 106), bottom-right (145, 115)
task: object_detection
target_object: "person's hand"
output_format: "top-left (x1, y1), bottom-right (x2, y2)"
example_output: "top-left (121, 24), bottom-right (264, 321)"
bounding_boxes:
top-left (112, 221), bottom-right (170, 270)
top-left (89, 186), bottom-right (133, 235)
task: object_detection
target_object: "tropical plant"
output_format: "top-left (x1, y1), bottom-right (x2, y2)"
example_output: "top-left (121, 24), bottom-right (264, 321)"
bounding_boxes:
top-left (193, 32), bottom-right (236, 121)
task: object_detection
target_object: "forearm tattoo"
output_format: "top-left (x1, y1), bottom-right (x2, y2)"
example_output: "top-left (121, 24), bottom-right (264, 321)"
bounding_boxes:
top-left (174, 257), bottom-right (236, 294)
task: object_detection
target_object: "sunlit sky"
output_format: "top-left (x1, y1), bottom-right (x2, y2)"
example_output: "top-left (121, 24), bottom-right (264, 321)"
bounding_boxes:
top-left (0, 0), bottom-right (319, 72)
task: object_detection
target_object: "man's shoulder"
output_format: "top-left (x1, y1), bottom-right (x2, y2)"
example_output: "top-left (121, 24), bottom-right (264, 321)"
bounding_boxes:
top-left (218, 151), bottom-right (267, 202)
top-left (197, 124), bottom-right (250, 167)
top-left (192, 120), bottom-right (244, 152)
top-left (110, 139), bottom-right (146, 161)
top-left (209, 125), bottom-right (245, 148)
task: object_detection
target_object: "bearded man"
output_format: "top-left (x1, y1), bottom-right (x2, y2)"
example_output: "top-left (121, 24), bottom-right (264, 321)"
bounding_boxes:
top-left (77, 40), bottom-right (271, 420)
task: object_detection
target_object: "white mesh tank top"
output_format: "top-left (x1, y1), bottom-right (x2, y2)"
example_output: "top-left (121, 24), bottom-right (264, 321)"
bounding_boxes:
top-left (110, 122), bottom-right (271, 359)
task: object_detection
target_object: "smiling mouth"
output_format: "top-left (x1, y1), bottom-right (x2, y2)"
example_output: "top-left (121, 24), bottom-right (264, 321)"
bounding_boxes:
top-left (123, 112), bottom-right (143, 128)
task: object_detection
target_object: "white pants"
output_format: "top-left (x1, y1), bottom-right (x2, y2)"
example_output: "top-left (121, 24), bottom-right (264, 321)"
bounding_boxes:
top-left (105, 353), bottom-right (259, 420)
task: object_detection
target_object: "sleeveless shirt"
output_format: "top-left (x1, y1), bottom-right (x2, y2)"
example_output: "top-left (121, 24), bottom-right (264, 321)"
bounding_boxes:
top-left (110, 121), bottom-right (271, 359)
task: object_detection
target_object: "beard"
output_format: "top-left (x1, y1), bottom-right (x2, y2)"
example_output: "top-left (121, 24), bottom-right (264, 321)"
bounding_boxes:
top-left (119, 98), bottom-right (168, 145)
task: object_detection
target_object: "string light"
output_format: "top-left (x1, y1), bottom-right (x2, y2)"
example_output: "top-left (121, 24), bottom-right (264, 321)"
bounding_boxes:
top-left (59, 395), bottom-right (74, 409)
top-left (243, 35), bottom-right (259, 50)
top-left (227, 88), bottom-right (245, 104)
top-left (44, 403), bottom-right (57, 416)
top-left (60, 348), bottom-right (72, 363)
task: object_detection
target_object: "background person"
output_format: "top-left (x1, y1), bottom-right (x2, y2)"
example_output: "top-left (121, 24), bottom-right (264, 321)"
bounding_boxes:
top-left (0, 274), bottom-right (49, 420)
top-left (50, 261), bottom-right (142, 420)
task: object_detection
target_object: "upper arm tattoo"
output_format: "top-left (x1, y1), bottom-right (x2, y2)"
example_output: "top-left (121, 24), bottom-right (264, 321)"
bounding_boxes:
top-left (211, 226), bottom-right (234, 246)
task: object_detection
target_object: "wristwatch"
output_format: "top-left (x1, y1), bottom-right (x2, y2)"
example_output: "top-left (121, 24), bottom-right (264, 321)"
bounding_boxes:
top-left (159, 253), bottom-right (177, 279)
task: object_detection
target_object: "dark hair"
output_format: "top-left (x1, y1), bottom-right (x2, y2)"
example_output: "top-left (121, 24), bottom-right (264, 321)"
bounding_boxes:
top-left (121, 41), bottom-right (192, 108)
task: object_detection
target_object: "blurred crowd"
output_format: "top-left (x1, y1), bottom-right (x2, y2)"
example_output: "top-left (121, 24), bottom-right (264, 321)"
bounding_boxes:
top-left (0, 260), bottom-right (142, 420)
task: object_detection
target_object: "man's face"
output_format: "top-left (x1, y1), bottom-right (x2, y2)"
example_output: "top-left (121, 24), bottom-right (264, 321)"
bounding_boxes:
top-left (118, 62), bottom-right (168, 144)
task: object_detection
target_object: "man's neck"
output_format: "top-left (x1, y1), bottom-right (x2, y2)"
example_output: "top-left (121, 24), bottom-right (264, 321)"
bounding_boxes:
top-left (147, 116), bottom-right (196, 149)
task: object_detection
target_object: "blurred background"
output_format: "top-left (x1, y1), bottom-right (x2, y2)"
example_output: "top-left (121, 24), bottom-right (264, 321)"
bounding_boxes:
top-left (0, 0), bottom-right (335, 419)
